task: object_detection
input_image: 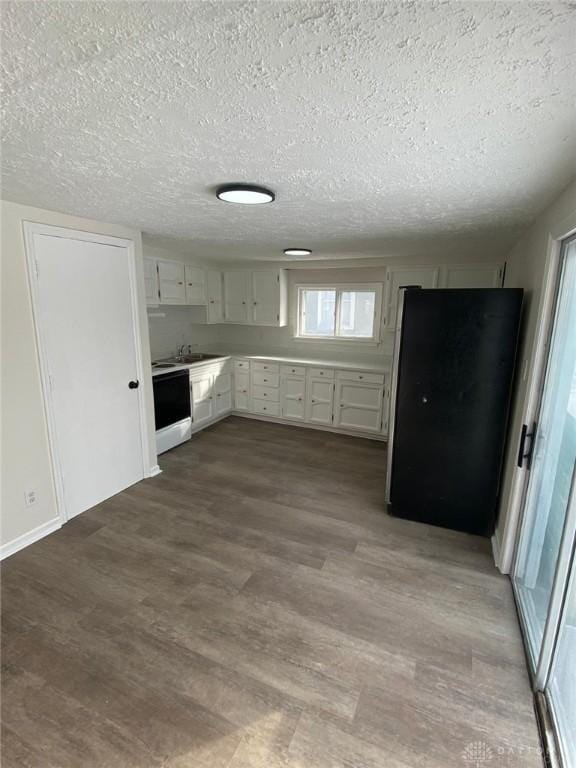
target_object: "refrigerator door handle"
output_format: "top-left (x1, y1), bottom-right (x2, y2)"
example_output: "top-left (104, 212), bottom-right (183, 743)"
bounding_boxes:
top-left (517, 422), bottom-right (537, 469)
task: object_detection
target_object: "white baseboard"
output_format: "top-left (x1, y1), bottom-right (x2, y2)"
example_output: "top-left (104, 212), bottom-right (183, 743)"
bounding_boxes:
top-left (148, 464), bottom-right (162, 477)
top-left (0, 517), bottom-right (62, 561)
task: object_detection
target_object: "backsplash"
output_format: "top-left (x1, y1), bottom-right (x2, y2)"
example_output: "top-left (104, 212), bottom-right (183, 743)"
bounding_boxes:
top-left (147, 306), bottom-right (220, 360)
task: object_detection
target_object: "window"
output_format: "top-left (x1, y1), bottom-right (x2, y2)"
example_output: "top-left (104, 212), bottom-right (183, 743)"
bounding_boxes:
top-left (296, 284), bottom-right (382, 342)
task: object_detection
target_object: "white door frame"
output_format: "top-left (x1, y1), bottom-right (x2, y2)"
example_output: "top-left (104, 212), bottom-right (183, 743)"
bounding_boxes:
top-left (23, 221), bottom-right (151, 525)
top-left (498, 211), bottom-right (576, 573)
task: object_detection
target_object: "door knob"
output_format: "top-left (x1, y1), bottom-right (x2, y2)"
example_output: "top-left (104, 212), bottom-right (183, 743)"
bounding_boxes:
top-left (128, 380), bottom-right (139, 389)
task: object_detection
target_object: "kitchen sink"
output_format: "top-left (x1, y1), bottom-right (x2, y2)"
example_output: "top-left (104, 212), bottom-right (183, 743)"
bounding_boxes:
top-left (153, 353), bottom-right (226, 367)
top-left (174, 353), bottom-right (225, 363)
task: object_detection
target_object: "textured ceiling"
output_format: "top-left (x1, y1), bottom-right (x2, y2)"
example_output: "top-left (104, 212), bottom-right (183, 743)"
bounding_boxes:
top-left (2, 1), bottom-right (575, 262)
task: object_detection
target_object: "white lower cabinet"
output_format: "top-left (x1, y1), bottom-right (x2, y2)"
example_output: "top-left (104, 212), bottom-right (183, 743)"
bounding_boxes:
top-left (280, 375), bottom-right (306, 421)
top-left (334, 378), bottom-right (384, 434)
top-left (234, 370), bottom-right (250, 411)
top-left (214, 372), bottom-right (232, 416)
top-left (190, 370), bottom-right (214, 428)
top-left (381, 372), bottom-right (391, 437)
top-left (306, 377), bottom-right (335, 426)
top-left (227, 358), bottom-right (389, 440)
top-left (190, 362), bottom-right (232, 429)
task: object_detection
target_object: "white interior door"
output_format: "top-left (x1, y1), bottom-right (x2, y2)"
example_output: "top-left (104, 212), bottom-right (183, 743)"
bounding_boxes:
top-left (27, 229), bottom-right (145, 520)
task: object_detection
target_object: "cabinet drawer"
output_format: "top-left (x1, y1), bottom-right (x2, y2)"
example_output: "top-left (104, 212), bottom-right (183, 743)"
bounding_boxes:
top-left (234, 359), bottom-right (250, 371)
top-left (308, 367), bottom-right (334, 380)
top-left (281, 364), bottom-right (306, 377)
top-left (251, 385), bottom-right (280, 402)
top-left (252, 371), bottom-right (279, 388)
top-left (337, 370), bottom-right (385, 385)
top-left (252, 361), bottom-right (280, 374)
top-left (252, 399), bottom-right (280, 417)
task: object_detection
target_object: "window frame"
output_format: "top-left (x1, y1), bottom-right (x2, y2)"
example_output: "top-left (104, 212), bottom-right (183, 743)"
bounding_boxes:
top-left (295, 283), bottom-right (383, 344)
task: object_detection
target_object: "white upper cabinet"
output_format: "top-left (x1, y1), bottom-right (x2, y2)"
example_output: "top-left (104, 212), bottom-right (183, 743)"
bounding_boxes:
top-left (223, 269), bottom-right (287, 326)
top-left (144, 257), bottom-right (159, 305)
top-left (157, 259), bottom-right (187, 304)
top-left (385, 266), bottom-right (440, 329)
top-left (206, 270), bottom-right (224, 323)
top-left (251, 270), bottom-right (287, 326)
top-left (223, 271), bottom-right (251, 323)
top-left (441, 263), bottom-right (503, 289)
top-left (185, 265), bottom-right (206, 305)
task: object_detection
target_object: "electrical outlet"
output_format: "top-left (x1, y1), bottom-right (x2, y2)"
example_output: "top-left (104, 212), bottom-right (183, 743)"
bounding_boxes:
top-left (24, 489), bottom-right (37, 508)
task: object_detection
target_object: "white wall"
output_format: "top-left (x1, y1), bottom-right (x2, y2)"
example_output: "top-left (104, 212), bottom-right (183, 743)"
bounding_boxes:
top-left (1, 200), bottom-right (156, 557)
top-left (147, 306), bottom-right (220, 359)
top-left (495, 179), bottom-right (576, 572)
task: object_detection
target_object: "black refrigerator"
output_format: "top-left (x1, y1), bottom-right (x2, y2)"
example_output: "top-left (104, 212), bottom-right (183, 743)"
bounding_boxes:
top-left (385, 288), bottom-right (523, 537)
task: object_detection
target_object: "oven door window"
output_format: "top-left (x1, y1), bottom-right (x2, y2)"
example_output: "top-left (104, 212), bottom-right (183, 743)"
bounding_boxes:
top-left (153, 371), bottom-right (191, 430)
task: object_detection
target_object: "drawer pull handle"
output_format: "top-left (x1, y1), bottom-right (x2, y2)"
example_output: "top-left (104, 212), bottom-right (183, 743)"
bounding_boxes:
top-left (359, 375), bottom-right (363, 379)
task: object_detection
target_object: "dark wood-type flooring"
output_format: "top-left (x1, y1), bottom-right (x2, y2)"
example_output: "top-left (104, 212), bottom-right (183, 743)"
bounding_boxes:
top-left (2, 417), bottom-right (542, 767)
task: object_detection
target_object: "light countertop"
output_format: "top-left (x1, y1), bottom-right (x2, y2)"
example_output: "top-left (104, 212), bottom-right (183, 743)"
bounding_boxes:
top-left (152, 349), bottom-right (391, 376)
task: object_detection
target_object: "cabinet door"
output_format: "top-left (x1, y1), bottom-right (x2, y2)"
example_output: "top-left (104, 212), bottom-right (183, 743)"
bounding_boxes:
top-left (281, 376), bottom-right (306, 421)
top-left (206, 271), bottom-right (223, 323)
top-left (158, 260), bottom-right (187, 304)
top-left (234, 371), bottom-right (250, 411)
top-left (306, 378), bottom-right (334, 425)
top-left (334, 381), bottom-right (383, 433)
top-left (381, 372), bottom-right (391, 437)
top-left (251, 271), bottom-right (280, 326)
top-left (190, 372), bottom-right (214, 426)
top-left (385, 266), bottom-right (439, 329)
top-left (185, 266), bottom-right (206, 305)
top-left (224, 271), bottom-right (251, 323)
top-left (442, 263), bottom-right (503, 289)
top-left (214, 372), bottom-right (232, 416)
top-left (144, 258), bottom-right (159, 305)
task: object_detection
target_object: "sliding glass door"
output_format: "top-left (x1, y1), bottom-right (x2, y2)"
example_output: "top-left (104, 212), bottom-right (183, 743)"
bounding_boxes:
top-left (513, 234), bottom-right (576, 765)
top-left (547, 554), bottom-right (576, 764)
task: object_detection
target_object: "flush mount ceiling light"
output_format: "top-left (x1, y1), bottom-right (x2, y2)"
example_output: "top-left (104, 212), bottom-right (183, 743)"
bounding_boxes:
top-left (284, 248), bottom-right (312, 256)
top-left (216, 184), bottom-right (275, 205)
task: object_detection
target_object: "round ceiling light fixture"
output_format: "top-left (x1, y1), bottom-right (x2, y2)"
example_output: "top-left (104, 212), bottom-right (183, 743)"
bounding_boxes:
top-left (216, 184), bottom-right (275, 205)
top-left (284, 248), bottom-right (312, 257)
